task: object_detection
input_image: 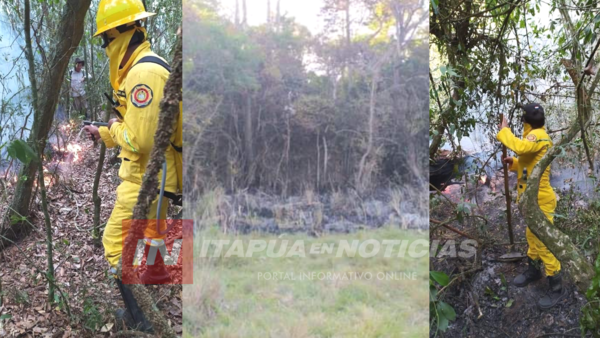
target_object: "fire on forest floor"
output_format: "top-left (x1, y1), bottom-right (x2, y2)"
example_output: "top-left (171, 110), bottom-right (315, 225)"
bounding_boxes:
top-left (0, 125), bottom-right (182, 337)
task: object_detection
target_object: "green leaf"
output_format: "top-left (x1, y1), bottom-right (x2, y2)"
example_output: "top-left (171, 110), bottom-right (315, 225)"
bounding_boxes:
top-left (430, 271), bottom-right (450, 286)
top-left (500, 273), bottom-right (507, 290)
top-left (506, 299), bottom-right (514, 308)
top-left (430, 285), bottom-right (438, 302)
top-left (6, 139), bottom-right (38, 165)
top-left (9, 214), bottom-right (27, 225)
top-left (558, 35), bottom-right (566, 46)
top-left (446, 67), bottom-right (458, 77)
top-left (431, 0), bottom-right (439, 14)
top-left (440, 65), bottom-right (447, 76)
top-left (485, 286), bottom-right (498, 299)
top-left (438, 301), bottom-right (457, 321)
top-left (438, 314), bottom-right (449, 332)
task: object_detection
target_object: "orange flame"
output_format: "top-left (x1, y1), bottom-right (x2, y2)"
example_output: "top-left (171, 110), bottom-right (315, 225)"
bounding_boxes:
top-left (32, 172), bottom-right (54, 188)
top-left (67, 143), bottom-right (83, 162)
top-left (50, 142), bottom-right (84, 163)
top-left (59, 124), bottom-right (71, 133)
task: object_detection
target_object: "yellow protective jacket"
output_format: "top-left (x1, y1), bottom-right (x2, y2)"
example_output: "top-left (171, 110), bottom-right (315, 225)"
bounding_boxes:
top-left (98, 43), bottom-right (179, 194)
top-left (497, 123), bottom-right (561, 275)
top-left (496, 123), bottom-right (555, 209)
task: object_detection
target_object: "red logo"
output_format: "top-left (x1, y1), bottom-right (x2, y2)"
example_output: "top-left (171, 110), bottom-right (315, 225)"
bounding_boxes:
top-left (131, 84), bottom-right (153, 108)
top-left (121, 219), bottom-right (193, 284)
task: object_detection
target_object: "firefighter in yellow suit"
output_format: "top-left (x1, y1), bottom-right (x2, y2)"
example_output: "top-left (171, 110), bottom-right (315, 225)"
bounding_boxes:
top-left (83, 0), bottom-right (182, 332)
top-left (497, 103), bottom-right (566, 309)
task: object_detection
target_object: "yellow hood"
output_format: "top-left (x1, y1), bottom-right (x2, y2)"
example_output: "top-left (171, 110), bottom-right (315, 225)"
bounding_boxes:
top-left (105, 26), bottom-right (150, 91)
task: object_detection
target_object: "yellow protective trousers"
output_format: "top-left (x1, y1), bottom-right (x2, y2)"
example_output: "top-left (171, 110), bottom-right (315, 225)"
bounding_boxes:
top-left (497, 124), bottom-right (561, 276)
top-left (103, 180), bottom-right (168, 267)
top-left (526, 198), bottom-right (560, 276)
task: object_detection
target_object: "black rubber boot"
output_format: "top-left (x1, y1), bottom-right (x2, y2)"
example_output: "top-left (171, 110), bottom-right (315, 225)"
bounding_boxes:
top-left (513, 258), bottom-right (542, 287)
top-left (114, 308), bottom-right (134, 331)
top-left (538, 272), bottom-right (567, 310)
top-left (115, 279), bottom-right (154, 333)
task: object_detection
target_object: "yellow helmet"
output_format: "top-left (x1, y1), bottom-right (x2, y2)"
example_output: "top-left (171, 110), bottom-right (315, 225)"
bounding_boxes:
top-left (94, 0), bottom-right (155, 37)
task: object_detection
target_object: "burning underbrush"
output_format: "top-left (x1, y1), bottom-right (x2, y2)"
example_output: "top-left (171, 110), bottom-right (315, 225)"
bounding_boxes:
top-left (2, 121), bottom-right (87, 190)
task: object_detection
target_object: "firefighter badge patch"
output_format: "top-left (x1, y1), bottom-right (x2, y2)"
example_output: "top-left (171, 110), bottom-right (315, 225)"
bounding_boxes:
top-left (526, 134), bottom-right (537, 142)
top-left (131, 84), bottom-right (153, 108)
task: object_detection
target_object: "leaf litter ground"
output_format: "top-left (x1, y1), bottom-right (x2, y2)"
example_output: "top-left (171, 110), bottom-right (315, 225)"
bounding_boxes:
top-left (0, 129), bottom-right (182, 337)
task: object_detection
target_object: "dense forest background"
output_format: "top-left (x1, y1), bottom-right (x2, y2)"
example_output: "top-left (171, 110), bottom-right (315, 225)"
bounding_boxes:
top-left (182, 1), bottom-right (430, 336)
top-left (184, 0), bottom-right (429, 200)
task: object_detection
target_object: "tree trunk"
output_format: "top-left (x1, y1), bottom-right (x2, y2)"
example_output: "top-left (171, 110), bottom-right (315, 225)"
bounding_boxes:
top-left (345, 0), bottom-right (351, 48)
top-left (316, 131), bottom-right (320, 190)
top-left (428, 121), bottom-right (446, 160)
top-left (235, 0), bottom-right (240, 26)
top-left (37, 149), bottom-right (55, 303)
top-left (276, 0), bottom-right (281, 27)
top-left (356, 47), bottom-right (393, 191)
top-left (89, 10), bottom-right (96, 121)
top-left (267, 0), bottom-right (271, 24)
top-left (83, 27), bottom-right (90, 121)
top-left (4, 0), bottom-right (91, 245)
top-left (356, 66), bottom-right (379, 191)
top-left (242, 0), bottom-right (247, 26)
top-left (244, 93), bottom-right (254, 185)
top-left (323, 135), bottom-right (328, 188)
top-left (24, 0), bottom-right (55, 304)
top-left (92, 110), bottom-right (111, 245)
top-left (344, 0), bottom-right (351, 95)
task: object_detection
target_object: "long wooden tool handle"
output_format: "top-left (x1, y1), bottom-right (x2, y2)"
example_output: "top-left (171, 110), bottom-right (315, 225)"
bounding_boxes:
top-left (500, 113), bottom-right (515, 245)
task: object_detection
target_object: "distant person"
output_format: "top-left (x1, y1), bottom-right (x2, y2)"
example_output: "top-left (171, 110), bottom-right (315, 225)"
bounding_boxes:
top-left (497, 103), bottom-right (566, 309)
top-left (70, 57), bottom-right (89, 119)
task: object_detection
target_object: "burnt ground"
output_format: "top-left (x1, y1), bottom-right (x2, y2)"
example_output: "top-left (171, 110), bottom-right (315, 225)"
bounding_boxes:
top-left (201, 184), bottom-right (429, 238)
top-left (430, 171), bottom-right (589, 338)
top-left (0, 122), bottom-right (182, 337)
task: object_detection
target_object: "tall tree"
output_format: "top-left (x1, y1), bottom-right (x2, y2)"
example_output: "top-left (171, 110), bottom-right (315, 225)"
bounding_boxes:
top-left (4, 0), bottom-right (92, 244)
top-left (242, 0), bottom-right (247, 26)
top-left (276, 0), bottom-right (281, 26)
top-left (267, 0), bottom-right (271, 23)
top-left (24, 0), bottom-right (57, 304)
top-left (235, 0), bottom-right (240, 26)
